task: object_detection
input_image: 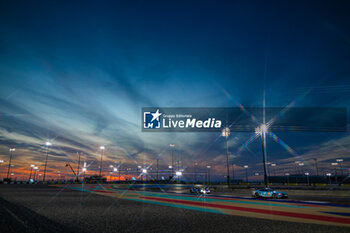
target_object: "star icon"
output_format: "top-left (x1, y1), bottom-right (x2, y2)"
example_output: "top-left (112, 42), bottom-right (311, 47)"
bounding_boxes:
top-left (151, 109), bottom-right (162, 122)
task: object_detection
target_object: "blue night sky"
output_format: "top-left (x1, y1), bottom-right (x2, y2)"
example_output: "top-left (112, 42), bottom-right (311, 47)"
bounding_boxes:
top-left (0, 0), bottom-right (349, 181)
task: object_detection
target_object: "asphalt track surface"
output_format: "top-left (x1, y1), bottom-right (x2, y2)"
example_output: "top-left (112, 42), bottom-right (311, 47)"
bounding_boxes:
top-left (0, 185), bottom-right (349, 233)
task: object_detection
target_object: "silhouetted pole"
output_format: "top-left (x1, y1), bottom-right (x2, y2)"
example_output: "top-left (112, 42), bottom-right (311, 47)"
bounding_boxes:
top-left (6, 148), bottom-right (15, 180)
top-left (222, 127), bottom-right (230, 188)
top-left (314, 158), bottom-right (319, 176)
top-left (43, 142), bottom-right (52, 182)
top-left (99, 146), bottom-right (105, 177)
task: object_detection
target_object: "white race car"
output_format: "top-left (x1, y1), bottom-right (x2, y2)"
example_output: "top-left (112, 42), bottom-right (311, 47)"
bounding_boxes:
top-left (190, 186), bottom-right (210, 194)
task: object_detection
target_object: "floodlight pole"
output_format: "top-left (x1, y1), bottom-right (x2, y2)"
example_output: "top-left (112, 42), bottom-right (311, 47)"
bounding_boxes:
top-left (76, 152), bottom-right (81, 182)
top-left (170, 144), bottom-right (175, 178)
top-left (99, 146), bottom-right (105, 177)
top-left (222, 127), bottom-right (230, 188)
top-left (261, 131), bottom-right (269, 187)
top-left (43, 143), bottom-right (50, 182)
top-left (225, 134), bottom-right (230, 188)
top-left (6, 149), bottom-right (15, 180)
top-left (232, 164), bottom-right (235, 183)
top-left (207, 166), bottom-right (211, 184)
top-left (29, 165), bottom-right (34, 181)
top-left (156, 158), bottom-right (159, 180)
top-left (314, 158), bottom-right (319, 176)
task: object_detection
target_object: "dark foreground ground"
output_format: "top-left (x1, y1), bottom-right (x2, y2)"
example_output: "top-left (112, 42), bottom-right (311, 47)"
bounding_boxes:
top-left (0, 185), bottom-right (349, 233)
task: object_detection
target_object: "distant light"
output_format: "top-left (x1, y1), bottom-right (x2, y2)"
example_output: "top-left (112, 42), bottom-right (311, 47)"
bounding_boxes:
top-left (326, 173), bottom-right (331, 176)
top-left (298, 163), bottom-right (304, 166)
top-left (109, 165), bottom-right (114, 168)
top-left (175, 171), bottom-right (182, 176)
top-left (207, 165), bottom-right (211, 169)
top-left (331, 162), bottom-right (338, 166)
top-left (82, 167), bottom-right (87, 172)
top-left (168, 165), bottom-right (173, 169)
top-left (336, 159), bottom-right (343, 162)
top-left (0, 160), bottom-right (3, 163)
top-left (255, 173), bottom-right (259, 176)
top-left (10, 173), bottom-right (14, 175)
top-left (221, 127), bottom-right (230, 137)
top-left (169, 144), bottom-right (175, 147)
top-left (30, 164), bottom-right (35, 167)
top-left (305, 172), bottom-right (309, 176)
top-left (137, 165), bottom-right (142, 169)
top-left (295, 161), bottom-right (301, 164)
top-left (271, 163), bottom-right (276, 167)
top-left (9, 148), bottom-right (15, 152)
top-left (244, 165), bottom-right (248, 168)
top-left (100, 146), bottom-right (105, 150)
top-left (113, 167), bottom-right (118, 172)
top-left (45, 142), bottom-right (52, 146)
top-left (285, 173), bottom-right (290, 176)
top-left (142, 169), bottom-right (147, 174)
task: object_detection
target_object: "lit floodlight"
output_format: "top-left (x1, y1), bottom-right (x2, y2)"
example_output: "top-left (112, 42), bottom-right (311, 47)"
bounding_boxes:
top-left (255, 124), bottom-right (268, 134)
top-left (0, 160), bottom-right (3, 163)
top-left (336, 159), bottom-right (343, 162)
top-left (142, 169), bottom-right (147, 174)
top-left (45, 142), bottom-right (52, 146)
top-left (326, 173), bottom-right (331, 176)
top-left (305, 172), bottom-right (309, 176)
top-left (260, 124), bottom-right (268, 133)
top-left (109, 165), bottom-right (114, 168)
top-left (221, 127), bottom-right (230, 137)
top-left (244, 165), bottom-right (248, 168)
top-left (113, 167), bottom-right (118, 172)
top-left (82, 167), bottom-right (87, 172)
top-left (168, 165), bottom-right (173, 169)
top-left (175, 171), bottom-right (182, 176)
top-left (34, 167), bottom-right (38, 170)
top-left (137, 165), bottom-right (142, 169)
top-left (9, 148), bottom-right (15, 152)
top-left (100, 146), bottom-right (105, 150)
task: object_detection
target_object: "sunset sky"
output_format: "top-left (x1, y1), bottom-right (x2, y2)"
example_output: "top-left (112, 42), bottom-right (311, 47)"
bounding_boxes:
top-left (0, 0), bottom-right (349, 181)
